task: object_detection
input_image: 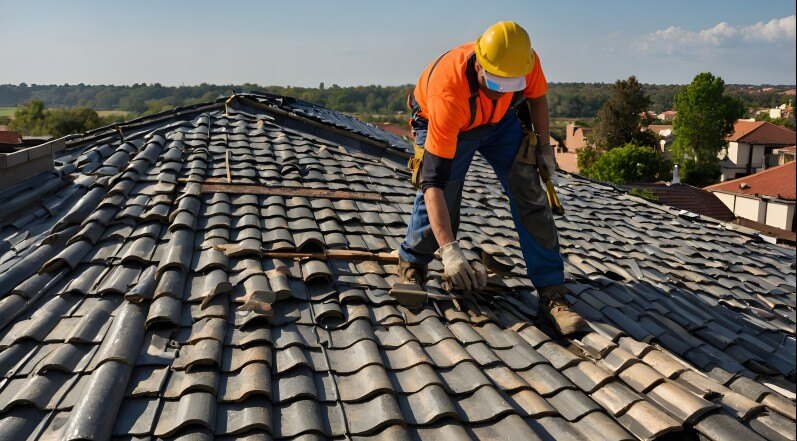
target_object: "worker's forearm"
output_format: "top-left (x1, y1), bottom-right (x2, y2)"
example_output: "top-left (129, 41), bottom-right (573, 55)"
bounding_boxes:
top-left (529, 95), bottom-right (550, 143)
top-left (423, 187), bottom-right (455, 247)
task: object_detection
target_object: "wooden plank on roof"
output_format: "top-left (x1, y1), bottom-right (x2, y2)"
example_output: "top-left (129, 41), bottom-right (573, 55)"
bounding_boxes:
top-left (198, 181), bottom-right (385, 202)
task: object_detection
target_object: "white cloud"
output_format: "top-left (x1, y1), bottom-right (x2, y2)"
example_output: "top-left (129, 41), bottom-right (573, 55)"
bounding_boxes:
top-left (741, 15), bottom-right (796, 42)
top-left (637, 15), bottom-right (795, 54)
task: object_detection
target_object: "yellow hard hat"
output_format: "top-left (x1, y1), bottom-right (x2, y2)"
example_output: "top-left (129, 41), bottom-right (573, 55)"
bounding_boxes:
top-left (474, 21), bottom-right (534, 78)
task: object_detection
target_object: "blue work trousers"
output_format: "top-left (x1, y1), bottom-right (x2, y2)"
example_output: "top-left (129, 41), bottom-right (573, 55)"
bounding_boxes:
top-left (398, 110), bottom-right (565, 289)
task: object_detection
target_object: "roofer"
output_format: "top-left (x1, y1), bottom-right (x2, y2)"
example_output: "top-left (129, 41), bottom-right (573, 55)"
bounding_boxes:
top-left (398, 21), bottom-right (587, 335)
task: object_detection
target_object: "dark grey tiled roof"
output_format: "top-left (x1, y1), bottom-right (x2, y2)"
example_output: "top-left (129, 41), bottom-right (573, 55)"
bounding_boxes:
top-left (0, 93), bottom-right (794, 440)
top-left (251, 92), bottom-right (411, 154)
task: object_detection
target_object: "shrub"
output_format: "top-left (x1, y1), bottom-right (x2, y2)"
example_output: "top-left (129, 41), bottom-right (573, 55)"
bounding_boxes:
top-left (581, 143), bottom-right (672, 185)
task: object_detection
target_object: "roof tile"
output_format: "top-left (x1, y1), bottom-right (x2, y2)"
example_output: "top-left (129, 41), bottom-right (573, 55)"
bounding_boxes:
top-left (616, 400), bottom-right (682, 439)
top-left (646, 381), bottom-right (720, 423)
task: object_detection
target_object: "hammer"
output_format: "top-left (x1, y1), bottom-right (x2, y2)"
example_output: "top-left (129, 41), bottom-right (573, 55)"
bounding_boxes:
top-left (389, 282), bottom-right (462, 308)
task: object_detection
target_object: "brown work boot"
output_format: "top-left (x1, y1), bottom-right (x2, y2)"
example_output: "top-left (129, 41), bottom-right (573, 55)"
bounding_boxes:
top-left (397, 255), bottom-right (427, 286)
top-left (539, 285), bottom-right (588, 336)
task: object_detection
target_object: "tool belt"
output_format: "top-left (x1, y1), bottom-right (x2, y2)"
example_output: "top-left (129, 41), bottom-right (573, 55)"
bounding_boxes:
top-left (408, 144), bottom-right (424, 189)
top-left (406, 91), bottom-right (428, 190)
top-left (515, 129), bottom-right (539, 166)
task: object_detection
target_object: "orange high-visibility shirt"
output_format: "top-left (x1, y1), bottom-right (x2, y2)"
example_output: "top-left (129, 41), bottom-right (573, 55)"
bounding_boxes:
top-left (413, 42), bottom-right (547, 159)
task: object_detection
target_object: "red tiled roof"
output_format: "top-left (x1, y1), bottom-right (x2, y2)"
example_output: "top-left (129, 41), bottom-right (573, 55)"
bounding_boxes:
top-left (647, 124), bottom-right (673, 133)
top-left (0, 130), bottom-right (21, 144)
top-left (706, 161), bottom-right (797, 200)
top-left (727, 120), bottom-right (764, 141)
top-left (727, 121), bottom-right (796, 145)
top-left (625, 183), bottom-right (736, 222)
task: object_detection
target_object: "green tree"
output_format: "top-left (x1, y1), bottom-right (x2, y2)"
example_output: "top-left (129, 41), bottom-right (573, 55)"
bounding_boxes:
top-left (119, 95), bottom-right (148, 113)
top-left (11, 99), bottom-right (47, 135)
top-left (581, 143), bottom-right (672, 185)
top-left (45, 107), bottom-right (104, 137)
top-left (143, 99), bottom-right (170, 115)
top-left (670, 73), bottom-right (745, 169)
top-left (679, 159), bottom-right (721, 187)
top-left (8, 99), bottom-right (116, 137)
top-left (576, 144), bottom-right (602, 173)
top-left (588, 76), bottom-right (654, 150)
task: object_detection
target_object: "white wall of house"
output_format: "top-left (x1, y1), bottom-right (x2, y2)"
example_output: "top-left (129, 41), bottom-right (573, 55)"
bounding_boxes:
top-left (735, 195), bottom-right (767, 223)
top-left (715, 192), bottom-right (737, 211)
top-left (712, 191), bottom-right (796, 231)
top-left (751, 145), bottom-right (766, 170)
top-left (766, 202), bottom-right (795, 230)
top-left (721, 170), bottom-right (737, 181)
top-left (725, 142), bottom-right (766, 169)
top-left (726, 141), bottom-right (745, 163)
top-left (721, 142), bottom-right (769, 180)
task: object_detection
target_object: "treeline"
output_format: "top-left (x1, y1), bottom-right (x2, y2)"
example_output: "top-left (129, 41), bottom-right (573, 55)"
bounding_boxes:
top-left (0, 83), bottom-right (412, 122)
top-left (546, 83), bottom-right (693, 118)
top-left (0, 82), bottom-right (793, 120)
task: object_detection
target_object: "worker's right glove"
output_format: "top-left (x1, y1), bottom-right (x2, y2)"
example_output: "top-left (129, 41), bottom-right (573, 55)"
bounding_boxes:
top-left (438, 241), bottom-right (487, 293)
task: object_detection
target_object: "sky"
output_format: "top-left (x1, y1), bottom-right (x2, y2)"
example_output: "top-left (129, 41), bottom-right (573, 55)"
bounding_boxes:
top-left (1, 0), bottom-right (795, 87)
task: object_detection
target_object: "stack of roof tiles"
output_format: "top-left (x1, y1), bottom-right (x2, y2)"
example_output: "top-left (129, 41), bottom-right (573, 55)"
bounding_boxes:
top-left (0, 93), bottom-right (794, 441)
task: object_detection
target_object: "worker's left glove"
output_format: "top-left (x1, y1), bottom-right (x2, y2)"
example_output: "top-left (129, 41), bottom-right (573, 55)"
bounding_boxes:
top-left (537, 143), bottom-right (557, 179)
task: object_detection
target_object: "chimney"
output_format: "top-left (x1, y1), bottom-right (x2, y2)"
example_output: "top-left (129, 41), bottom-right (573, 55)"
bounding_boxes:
top-left (672, 164), bottom-right (680, 184)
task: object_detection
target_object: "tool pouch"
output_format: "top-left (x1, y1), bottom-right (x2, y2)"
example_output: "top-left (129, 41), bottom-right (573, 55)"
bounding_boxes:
top-left (408, 144), bottom-right (425, 190)
top-left (516, 130), bottom-right (538, 165)
top-left (507, 132), bottom-right (558, 249)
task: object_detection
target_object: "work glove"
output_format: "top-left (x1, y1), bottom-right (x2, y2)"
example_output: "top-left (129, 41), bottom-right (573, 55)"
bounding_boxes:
top-left (537, 142), bottom-right (557, 180)
top-left (438, 242), bottom-right (487, 293)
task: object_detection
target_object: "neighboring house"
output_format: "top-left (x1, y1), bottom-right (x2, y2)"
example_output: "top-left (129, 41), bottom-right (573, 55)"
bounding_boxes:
top-left (656, 110), bottom-right (676, 121)
top-left (547, 134), bottom-right (579, 174)
top-left (554, 149), bottom-right (579, 174)
top-left (0, 128), bottom-right (22, 147)
top-left (773, 145), bottom-right (795, 165)
top-left (646, 124), bottom-right (674, 156)
top-left (548, 135), bottom-right (559, 150)
top-left (639, 110), bottom-right (657, 122)
top-left (0, 93), bottom-right (794, 440)
top-left (768, 101), bottom-right (793, 119)
top-left (706, 161), bottom-right (796, 233)
top-left (564, 122), bottom-right (591, 151)
top-left (718, 120), bottom-right (797, 181)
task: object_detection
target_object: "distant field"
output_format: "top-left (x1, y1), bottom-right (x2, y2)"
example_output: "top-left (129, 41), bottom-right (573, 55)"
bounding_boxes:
top-left (97, 110), bottom-right (130, 118)
top-left (0, 107), bottom-right (132, 120)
